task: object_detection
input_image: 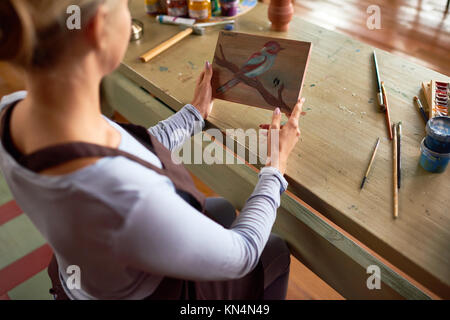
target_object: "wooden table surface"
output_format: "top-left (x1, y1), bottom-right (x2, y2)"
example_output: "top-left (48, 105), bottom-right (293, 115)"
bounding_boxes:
top-left (121, 2), bottom-right (449, 296)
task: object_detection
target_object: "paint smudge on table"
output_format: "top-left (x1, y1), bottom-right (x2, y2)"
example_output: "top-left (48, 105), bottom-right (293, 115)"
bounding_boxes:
top-left (178, 73), bottom-right (193, 83)
top-left (187, 61), bottom-right (197, 70)
top-left (338, 105), bottom-right (355, 115)
top-left (159, 66), bottom-right (169, 72)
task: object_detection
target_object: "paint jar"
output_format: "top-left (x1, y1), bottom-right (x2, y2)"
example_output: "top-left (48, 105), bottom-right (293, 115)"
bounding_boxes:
top-left (166, 0), bottom-right (188, 17)
top-left (188, 0), bottom-right (211, 22)
top-left (211, 0), bottom-right (221, 16)
top-left (425, 116), bottom-right (450, 153)
top-left (160, 0), bottom-right (168, 14)
top-left (419, 138), bottom-right (450, 173)
top-left (146, 0), bottom-right (161, 15)
top-left (220, 0), bottom-right (239, 16)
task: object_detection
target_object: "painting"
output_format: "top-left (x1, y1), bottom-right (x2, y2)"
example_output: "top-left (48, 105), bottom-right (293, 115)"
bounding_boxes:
top-left (212, 31), bottom-right (312, 113)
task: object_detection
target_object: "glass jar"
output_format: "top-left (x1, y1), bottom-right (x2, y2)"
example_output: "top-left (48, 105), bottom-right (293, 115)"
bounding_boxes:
top-left (188, 0), bottom-right (211, 22)
top-left (220, 0), bottom-right (239, 16)
top-left (145, 0), bottom-right (161, 15)
top-left (167, 0), bottom-right (188, 17)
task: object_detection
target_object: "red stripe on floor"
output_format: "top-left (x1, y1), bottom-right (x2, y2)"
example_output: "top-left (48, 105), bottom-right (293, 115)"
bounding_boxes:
top-left (0, 200), bottom-right (23, 226)
top-left (0, 244), bottom-right (53, 295)
top-left (0, 293), bottom-right (10, 300)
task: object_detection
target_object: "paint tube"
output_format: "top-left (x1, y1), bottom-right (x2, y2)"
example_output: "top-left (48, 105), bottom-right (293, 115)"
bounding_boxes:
top-left (156, 15), bottom-right (196, 26)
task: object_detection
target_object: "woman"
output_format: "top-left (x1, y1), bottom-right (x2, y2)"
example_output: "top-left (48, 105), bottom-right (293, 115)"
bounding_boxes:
top-left (0, 0), bottom-right (304, 300)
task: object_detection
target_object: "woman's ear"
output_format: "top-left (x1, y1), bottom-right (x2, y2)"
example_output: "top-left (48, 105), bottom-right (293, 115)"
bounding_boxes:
top-left (84, 4), bottom-right (108, 51)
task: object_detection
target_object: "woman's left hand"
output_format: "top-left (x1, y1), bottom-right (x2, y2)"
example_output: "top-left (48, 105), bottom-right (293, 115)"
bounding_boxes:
top-left (191, 61), bottom-right (214, 120)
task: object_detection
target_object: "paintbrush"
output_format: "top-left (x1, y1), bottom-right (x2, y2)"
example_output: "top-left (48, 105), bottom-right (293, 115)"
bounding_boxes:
top-left (397, 122), bottom-right (402, 189)
top-left (381, 81), bottom-right (393, 140)
top-left (393, 123), bottom-right (399, 219)
top-left (414, 96), bottom-right (429, 123)
top-left (373, 51), bottom-right (386, 112)
top-left (360, 137), bottom-right (381, 189)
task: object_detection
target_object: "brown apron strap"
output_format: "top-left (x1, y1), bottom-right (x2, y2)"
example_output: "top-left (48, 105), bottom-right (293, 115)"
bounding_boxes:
top-left (18, 141), bottom-right (167, 176)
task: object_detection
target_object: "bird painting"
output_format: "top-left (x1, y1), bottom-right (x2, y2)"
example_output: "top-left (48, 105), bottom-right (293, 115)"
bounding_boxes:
top-left (212, 31), bottom-right (312, 112)
top-left (216, 41), bottom-right (285, 94)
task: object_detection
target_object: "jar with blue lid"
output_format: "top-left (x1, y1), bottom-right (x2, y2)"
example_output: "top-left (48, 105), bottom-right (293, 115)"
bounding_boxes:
top-left (425, 116), bottom-right (450, 153)
top-left (420, 116), bottom-right (450, 173)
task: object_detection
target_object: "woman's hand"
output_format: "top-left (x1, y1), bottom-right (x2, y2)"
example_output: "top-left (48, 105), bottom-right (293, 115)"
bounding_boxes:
top-left (191, 61), bottom-right (214, 120)
top-left (261, 98), bottom-right (304, 175)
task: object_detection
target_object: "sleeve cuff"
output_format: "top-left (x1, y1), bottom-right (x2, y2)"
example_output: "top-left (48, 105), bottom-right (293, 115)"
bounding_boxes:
top-left (259, 167), bottom-right (289, 194)
top-left (183, 104), bottom-right (205, 127)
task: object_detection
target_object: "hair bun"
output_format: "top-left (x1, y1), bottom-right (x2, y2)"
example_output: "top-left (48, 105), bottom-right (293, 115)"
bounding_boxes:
top-left (0, 0), bottom-right (23, 61)
top-left (0, 0), bottom-right (33, 65)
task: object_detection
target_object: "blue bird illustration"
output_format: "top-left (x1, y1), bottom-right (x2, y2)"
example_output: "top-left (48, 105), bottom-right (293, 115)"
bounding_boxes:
top-left (216, 41), bottom-right (284, 94)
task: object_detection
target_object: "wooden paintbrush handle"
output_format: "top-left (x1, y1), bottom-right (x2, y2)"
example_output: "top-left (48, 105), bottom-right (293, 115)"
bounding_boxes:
top-left (140, 28), bottom-right (194, 63)
top-left (381, 82), bottom-right (393, 140)
top-left (393, 123), bottom-right (398, 219)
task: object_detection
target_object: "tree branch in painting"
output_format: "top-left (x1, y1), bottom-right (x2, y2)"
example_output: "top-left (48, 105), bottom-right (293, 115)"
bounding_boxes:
top-left (214, 45), bottom-right (291, 113)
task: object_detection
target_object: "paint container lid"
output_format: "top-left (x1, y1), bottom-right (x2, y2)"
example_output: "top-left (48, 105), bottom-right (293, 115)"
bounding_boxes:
top-left (130, 19), bottom-right (144, 42)
top-left (224, 24), bottom-right (234, 31)
top-left (426, 116), bottom-right (450, 143)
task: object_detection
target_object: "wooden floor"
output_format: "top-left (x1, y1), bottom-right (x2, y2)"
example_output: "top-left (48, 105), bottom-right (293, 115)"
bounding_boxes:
top-left (1, 0), bottom-right (448, 300)
top-left (0, 63), bottom-right (24, 98)
top-left (292, 0), bottom-right (450, 76)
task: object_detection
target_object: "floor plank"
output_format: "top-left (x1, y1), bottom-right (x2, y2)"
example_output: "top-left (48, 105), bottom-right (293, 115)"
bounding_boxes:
top-left (290, 0), bottom-right (450, 75)
top-left (287, 254), bottom-right (344, 300)
top-left (0, 62), bottom-right (24, 98)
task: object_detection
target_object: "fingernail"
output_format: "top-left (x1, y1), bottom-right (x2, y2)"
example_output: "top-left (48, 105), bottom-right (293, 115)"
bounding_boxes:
top-left (206, 61), bottom-right (210, 68)
top-left (274, 108), bottom-right (280, 115)
top-left (301, 97), bottom-right (306, 102)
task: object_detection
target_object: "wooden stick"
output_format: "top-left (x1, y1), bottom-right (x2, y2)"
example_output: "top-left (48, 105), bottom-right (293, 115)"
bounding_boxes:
top-left (360, 138), bottom-right (381, 189)
top-left (430, 80), bottom-right (436, 119)
top-left (397, 122), bottom-right (402, 189)
top-left (421, 81), bottom-right (432, 112)
top-left (393, 123), bottom-right (398, 219)
top-left (381, 81), bottom-right (393, 140)
top-left (140, 28), bottom-right (194, 63)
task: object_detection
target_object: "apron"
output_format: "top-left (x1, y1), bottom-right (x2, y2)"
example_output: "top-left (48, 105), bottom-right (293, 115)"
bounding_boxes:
top-left (0, 101), bottom-right (264, 300)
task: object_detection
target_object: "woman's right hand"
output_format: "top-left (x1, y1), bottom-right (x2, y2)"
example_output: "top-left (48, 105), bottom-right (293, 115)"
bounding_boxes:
top-left (191, 61), bottom-right (214, 120)
top-left (261, 98), bottom-right (304, 175)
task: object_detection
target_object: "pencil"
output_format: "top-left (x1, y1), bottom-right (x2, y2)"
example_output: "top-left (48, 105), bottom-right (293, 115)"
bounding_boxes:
top-left (381, 81), bottom-right (393, 140)
top-left (393, 123), bottom-right (399, 219)
top-left (397, 122), bottom-right (402, 189)
top-left (360, 138), bottom-right (381, 189)
top-left (373, 51), bottom-right (386, 112)
top-left (414, 96), bottom-right (429, 123)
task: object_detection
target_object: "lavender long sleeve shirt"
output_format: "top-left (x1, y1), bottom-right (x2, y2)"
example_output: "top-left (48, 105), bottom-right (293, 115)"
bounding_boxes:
top-left (0, 91), bottom-right (288, 300)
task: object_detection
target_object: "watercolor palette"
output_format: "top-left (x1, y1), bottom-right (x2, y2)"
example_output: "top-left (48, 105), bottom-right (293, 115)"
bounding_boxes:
top-left (422, 80), bottom-right (449, 119)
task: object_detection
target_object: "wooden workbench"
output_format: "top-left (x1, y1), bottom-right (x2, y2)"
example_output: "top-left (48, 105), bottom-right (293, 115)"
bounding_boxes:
top-left (103, 2), bottom-right (449, 299)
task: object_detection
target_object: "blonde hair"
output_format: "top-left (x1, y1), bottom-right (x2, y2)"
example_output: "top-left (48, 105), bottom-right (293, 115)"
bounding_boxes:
top-left (0, 0), bottom-right (117, 69)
